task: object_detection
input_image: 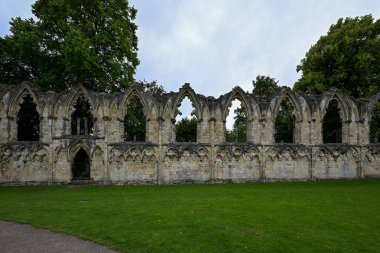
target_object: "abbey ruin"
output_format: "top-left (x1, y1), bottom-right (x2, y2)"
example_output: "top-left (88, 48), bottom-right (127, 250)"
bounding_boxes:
top-left (1, 82), bottom-right (380, 185)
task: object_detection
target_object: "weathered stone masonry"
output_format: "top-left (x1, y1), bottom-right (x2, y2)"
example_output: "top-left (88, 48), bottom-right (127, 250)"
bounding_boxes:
top-left (1, 82), bottom-right (380, 184)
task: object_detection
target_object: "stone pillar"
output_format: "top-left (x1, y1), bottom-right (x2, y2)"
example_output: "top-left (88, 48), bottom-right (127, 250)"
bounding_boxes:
top-left (40, 116), bottom-right (53, 142)
top-left (84, 118), bottom-right (88, 135)
top-left (197, 119), bottom-right (209, 143)
top-left (77, 118), bottom-right (81, 135)
top-left (8, 116), bottom-right (17, 141)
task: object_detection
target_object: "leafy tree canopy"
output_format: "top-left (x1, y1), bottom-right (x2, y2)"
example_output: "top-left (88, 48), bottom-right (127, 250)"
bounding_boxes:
top-left (252, 75), bottom-right (280, 96)
top-left (294, 15), bottom-right (380, 98)
top-left (176, 117), bottom-right (197, 142)
top-left (226, 106), bottom-right (247, 142)
top-left (0, 0), bottom-right (139, 92)
top-left (124, 97), bottom-right (146, 142)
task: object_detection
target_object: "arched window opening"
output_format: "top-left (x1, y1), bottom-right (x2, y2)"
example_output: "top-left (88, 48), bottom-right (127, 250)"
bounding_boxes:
top-left (323, 99), bottom-right (342, 143)
top-left (124, 96), bottom-right (146, 141)
top-left (225, 99), bottom-right (247, 142)
top-left (72, 148), bottom-right (91, 179)
top-left (274, 98), bottom-right (295, 143)
top-left (71, 95), bottom-right (94, 135)
top-left (369, 101), bottom-right (380, 143)
top-left (17, 94), bottom-right (40, 141)
top-left (175, 96), bottom-right (197, 142)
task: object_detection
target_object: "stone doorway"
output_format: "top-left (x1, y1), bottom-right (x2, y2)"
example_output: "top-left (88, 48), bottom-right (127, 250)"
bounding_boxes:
top-left (72, 148), bottom-right (91, 180)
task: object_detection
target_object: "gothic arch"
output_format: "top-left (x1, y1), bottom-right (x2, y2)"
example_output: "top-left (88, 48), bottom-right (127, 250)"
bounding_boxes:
top-left (64, 85), bottom-right (96, 118)
top-left (171, 84), bottom-right (201, 120)
top-left (7, 83), bottom-right (41, 118)
top-left (319, 90), bottom-right (352, 122)
top-left (270, 89), bottom-right (304, 122)
top-left (68, 140), bottom-right (91, 160)
top-left (222, 86), bottom-right (257, 121)
top-left (119, 86), bottom-right (150, 119)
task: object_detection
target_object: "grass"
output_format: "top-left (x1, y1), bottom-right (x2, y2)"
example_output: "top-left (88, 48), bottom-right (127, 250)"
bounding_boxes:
top-left (0, 180), bottom-right (380, 253)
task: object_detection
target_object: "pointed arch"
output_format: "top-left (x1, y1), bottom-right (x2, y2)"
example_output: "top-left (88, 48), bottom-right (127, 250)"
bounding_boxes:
top-left (71, 147), bottom-right (91, 180)
top-left (320, 91), bottom-right (350, 122)
top-left (119, 86), bottom-right (150, 119)
top-left (120, 87), bottom-right (149, 142)
top-left (68, 140), bottom-right (91, 159)
top-left (64, 85), bottom-right (95, 118)
top-left (7, 83), bottom-right (41, 118)
top-left (171, 84), bottom-right (201, 120)
top-left (271, 89), bottom-right (303, 122)
top-left (67, 86), bottom-right (95, 136)
top-left (222, 87), bottom-right (256, 121)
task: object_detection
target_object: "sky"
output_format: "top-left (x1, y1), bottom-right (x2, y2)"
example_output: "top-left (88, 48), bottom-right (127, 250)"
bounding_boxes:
top-left (1, 0), bottom-right (380, 127)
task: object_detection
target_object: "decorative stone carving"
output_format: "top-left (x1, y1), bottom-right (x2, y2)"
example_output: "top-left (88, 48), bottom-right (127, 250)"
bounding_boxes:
top-left (0, 82), bottom-right (379, 184)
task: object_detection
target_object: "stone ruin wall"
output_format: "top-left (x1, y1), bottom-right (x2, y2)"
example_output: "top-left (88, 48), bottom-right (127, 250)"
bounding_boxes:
top-left (1, 82), bottom-right (380, 185)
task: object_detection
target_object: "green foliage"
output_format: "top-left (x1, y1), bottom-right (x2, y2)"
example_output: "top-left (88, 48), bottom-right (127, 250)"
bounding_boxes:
top-left (176, 117), bottom-right (197, 142)
top-left (0, 0), bottom-right (139, 92)
top-left (252, 75), bottom-right (280, 96)
top-left (124, 97), bottom-right (146, 141)
top-left (71, 96), bottom-right (94, 135)
top-left (294, 15), bottom-right (380, 98)
top-left (274, 99), bottom-right (294, 143)
top-left (323, 100), bottom-right (342, 143)
top-left (141, 80), bottom-right (166, 96)
top-left (17, 94), bottom-right (40, 141)
top-left (369, 102), bottom-right (380, 143)
top-left (1, 180), bottom-right (380, 252)
top-left (226, 107), bottom-right (247, 142)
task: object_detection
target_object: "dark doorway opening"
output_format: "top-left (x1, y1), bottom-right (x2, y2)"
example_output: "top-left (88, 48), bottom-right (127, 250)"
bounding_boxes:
top-left (72, 148), bottom-right (91, 179)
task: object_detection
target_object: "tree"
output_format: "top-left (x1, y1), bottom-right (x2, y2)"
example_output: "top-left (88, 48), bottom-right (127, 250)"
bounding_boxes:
top-left (176, 117), bottom-right (197, 142)
top-left (252, 75), bottom-right (280, 96)
top-left (71, 95), bottom-right (94, 135)
top-left (124, 97), bottom-right (146, 142)
top-left (274, 99), bottom-right (294, 143)
top-left (226, 106), bottom-right (247, 142)
top-left (294, 15), bottom-right (380, 98)
top-left (0, 0), bottom-right (139, 92)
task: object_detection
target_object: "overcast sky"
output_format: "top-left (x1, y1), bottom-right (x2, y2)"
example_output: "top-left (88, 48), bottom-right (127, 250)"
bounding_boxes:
top-left (1, 1), bottom-right (380, 126)
top-left (1, 1), bottom-right (380, 95)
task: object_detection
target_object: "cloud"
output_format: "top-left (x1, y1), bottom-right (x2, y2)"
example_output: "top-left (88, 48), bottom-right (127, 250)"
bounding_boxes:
top-left (132, 0), bottom-right (380, 97)
top-left (0, 0), bottom-right (35, 36)
top-left (1, 0), bottom-right (380, 100)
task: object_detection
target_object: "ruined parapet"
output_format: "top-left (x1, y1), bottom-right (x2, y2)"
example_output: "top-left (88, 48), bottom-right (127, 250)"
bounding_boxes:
top-left (0, 82), bottom-right (379, 184)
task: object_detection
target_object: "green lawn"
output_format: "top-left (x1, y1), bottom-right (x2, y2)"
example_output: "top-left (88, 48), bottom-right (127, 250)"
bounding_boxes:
top-left (0, 180), bottom-right (379, 253)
